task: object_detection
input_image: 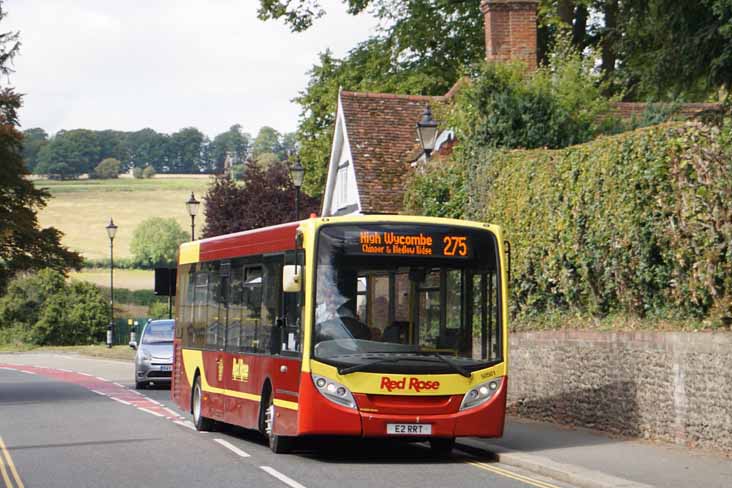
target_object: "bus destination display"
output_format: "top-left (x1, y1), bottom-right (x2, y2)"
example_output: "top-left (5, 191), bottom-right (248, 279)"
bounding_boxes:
top-left (348, 230), bottom-right (472, 259)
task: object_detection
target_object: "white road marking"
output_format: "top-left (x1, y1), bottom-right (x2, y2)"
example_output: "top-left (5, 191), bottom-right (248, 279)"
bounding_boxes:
top-left (90, 390), bottom-right (107, 396)
top-left (19, 370), bottom-right (36, 375)
top-left (111, 397), bottom-right (132, 406)
top-left (0, 367), bottom-right (17, 371)
top-left (163, 407), bottom-right (181, 417)
top-left (77, 372), bottom-right (93, 377)
top-left (113, 382), bottom-right (125, 387)
top-left (213, 438), bottom-right (251, 458)
top-left (174, 420), bottom-right (196, 430)
top-left (138, 407), bottom-right (165, 417)
top-left (56, 368), bottom-right (72, 372)
top-left (260, 466), bottom-right (307, 488)
top-left (95, 376), bottom-right (107, 381)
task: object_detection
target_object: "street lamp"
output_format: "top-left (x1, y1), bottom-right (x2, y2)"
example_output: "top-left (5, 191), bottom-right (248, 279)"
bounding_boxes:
top-left (290, 158), bottom-right (305, 221)
top-left (186, 192), bottom-right (200, 241)
top-left (105, 218), bottom-right (118, 348)
top-left (416, 104), bottom-right (439, 161)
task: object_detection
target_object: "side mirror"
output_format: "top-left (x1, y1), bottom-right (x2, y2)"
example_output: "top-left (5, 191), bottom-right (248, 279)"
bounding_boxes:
top-left (129, 341), bottom-right (137, 350)
top-left (282, 264), bottom-right (301, 293)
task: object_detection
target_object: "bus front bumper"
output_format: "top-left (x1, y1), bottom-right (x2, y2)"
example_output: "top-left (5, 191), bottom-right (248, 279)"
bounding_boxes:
top-left (297, 375), bottom-right (507, 439)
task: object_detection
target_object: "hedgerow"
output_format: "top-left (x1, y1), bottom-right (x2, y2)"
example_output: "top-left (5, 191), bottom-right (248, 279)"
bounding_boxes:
top-left (469, 122), bottom-right (732, 322)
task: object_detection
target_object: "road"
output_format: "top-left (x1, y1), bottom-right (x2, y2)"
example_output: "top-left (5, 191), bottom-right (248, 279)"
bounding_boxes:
top-left (0, 354), bottom-right (575, 488)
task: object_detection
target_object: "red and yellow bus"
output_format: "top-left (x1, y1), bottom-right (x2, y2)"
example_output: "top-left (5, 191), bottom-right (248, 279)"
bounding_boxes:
top-left (171, 215), bottom-right (508, 454)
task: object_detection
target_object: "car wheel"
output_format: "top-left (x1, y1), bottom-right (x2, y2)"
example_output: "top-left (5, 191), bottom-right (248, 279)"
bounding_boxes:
top-left (135, 380), bottom-right (146, 390)
top-left (192, 375), bottom-right (215, 431)
top-left (264, 395), bottom-right (292, 454)
top-left (429, 437), bottom-right (455, 456)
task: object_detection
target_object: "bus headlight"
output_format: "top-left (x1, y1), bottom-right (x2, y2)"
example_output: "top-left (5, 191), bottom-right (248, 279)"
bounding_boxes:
top-left (312, 375), bottom-right (357, 409)
top-left (460, 377), bottom-right (503, 411)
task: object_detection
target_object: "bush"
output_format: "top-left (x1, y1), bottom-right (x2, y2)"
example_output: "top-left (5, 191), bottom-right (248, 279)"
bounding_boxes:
top-left (0, 269), bottom-right (108, 345)
top-left (93, 158), bottom-right (122, 179)
top-left (142, 165), bottom-right (156, 178)
top-left (132, 166), bottom-right (144, 179)
top-left (130, 217), bottom-right (188, 268)
top-left (470, 121), bottom-right (732, 321)
top-left (147, 301), bottom-right (171, 319)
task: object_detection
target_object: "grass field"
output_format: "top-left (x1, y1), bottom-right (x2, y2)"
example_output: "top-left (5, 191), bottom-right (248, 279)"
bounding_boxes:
top-left (70, 268), bottom-right (154, 290)
top-left (36, 177), bottom-right (211, 260)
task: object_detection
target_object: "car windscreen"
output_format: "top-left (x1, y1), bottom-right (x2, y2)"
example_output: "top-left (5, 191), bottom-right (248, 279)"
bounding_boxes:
top-left (142, 321), bottom-right (174, 344)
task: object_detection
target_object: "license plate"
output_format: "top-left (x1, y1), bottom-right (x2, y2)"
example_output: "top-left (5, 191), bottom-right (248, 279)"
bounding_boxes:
top-left (386, 423), bottom-right (432, 436)
top-left (160, 365), bottom-right (172, 372)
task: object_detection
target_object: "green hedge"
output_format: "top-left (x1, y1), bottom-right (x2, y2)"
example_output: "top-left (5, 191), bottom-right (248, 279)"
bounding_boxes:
top-left (468, 122), bottom-right (732, 322)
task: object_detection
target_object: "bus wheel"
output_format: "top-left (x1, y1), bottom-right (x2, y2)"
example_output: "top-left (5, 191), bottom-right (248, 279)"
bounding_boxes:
top-left (192, 375), bottom-right (215, 432)
top-left (265, 395), bottom-right (292, 454)
top-left (429, 437), bottom-right (455, 456)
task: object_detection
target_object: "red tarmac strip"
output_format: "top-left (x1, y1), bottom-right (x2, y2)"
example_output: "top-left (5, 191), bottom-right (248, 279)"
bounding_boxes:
top-left (0, 363), bottom-right (184, 421)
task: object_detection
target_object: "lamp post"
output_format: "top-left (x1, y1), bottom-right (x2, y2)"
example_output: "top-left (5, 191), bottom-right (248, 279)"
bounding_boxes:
top-left (416, 104), bottom-right (439, 161)
top-left (105, 218), bottom-right (118, 348)
top-left (186, 192), bottom-right (200, 241)
top-left (290, 158), bottom-right (305, 221)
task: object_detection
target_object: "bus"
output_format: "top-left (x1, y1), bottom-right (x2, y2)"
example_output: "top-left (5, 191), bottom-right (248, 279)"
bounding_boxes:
top-left (171, 214), bottom-right (509, 454)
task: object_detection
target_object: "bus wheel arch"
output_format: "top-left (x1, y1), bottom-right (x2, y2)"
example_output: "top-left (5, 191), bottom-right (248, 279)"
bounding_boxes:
top-left (259, 379), bottom-right (293, 453)
top-left (191, 370), bottom-right (215, 431)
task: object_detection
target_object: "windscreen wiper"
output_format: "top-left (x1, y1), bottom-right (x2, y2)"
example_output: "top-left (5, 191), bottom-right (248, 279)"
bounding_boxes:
top-left (337, 354), bottom-right (471, 377)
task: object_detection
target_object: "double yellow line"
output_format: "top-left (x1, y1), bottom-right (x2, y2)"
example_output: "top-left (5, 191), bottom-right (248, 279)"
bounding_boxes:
top-left (0, 437), bottom-right (23, 488)
top-left (467, 460), bottom-right (561, 488)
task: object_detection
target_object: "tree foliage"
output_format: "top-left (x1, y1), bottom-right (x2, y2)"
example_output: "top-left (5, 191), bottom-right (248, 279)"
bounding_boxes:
top-left (202, 162), bottom-right (321, 237)
top-left (0, 269), bottom-right (107, 345)
top-left (0, 5), bottom-right (82, 292)
top-left (130, 217), bottom-right (188, 268)
top-left (93, 157), bottom-right (122, 179)
top-left (209, 124), bottom-right (250, 174)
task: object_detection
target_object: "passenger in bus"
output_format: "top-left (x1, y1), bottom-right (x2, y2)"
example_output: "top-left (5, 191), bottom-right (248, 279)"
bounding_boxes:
top-left (382, 321), bottom-right (408, 343)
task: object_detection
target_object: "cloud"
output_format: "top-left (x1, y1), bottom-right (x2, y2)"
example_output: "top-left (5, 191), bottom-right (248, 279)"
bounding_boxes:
top-left (4, 0), bottom-right (378, 137)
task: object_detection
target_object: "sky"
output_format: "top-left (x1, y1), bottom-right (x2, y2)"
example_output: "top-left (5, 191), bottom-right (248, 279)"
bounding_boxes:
top-left (3, 0), bottom-right (379, 138)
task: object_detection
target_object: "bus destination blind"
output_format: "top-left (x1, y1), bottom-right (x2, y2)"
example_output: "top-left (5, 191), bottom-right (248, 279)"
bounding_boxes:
top-left (346, 230), bottom-right (473, 259)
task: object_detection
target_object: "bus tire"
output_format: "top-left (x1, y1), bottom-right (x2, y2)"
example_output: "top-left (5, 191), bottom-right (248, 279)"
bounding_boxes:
top-left (264, 394), bottom-right (293, 454)
top-left (192, 374), bottom-right (215, 432)
top-left (429, 437), bottom-right (455, 456)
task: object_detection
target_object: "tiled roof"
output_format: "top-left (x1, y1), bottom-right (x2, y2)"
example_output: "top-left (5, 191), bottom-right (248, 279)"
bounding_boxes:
top-left (340, 90), bottom-right (444, 214)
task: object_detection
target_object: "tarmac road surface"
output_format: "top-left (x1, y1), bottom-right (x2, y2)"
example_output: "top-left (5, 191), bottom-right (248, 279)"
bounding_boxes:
top-left (0, 355), bottom-right (576, 488)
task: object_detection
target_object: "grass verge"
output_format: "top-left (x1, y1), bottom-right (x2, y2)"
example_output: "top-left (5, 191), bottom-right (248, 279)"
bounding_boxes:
top-left (0, 344), bottom-right (135, 361)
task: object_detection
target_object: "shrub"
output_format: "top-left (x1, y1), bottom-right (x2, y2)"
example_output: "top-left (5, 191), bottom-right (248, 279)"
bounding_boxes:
top-left (470, 121), bottom-right (732, 321)
top-left (93, 158), bottom-right (122, 179)
top-left (0, 269), bottom-right (108, 345)
top-left (147, 301), bottom-right (171, 319)
top-left (142, 165), bottom-right (156, 178)
top-left (132, 166), bottom-right (144, 179)
top-left (130, 217), bottom-right (188, 268)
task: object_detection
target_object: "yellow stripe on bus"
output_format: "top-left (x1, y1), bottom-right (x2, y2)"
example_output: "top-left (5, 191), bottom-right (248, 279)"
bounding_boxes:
top-left (310, 360), bottom-right (505, 396)
top-left (179, 241), bottom-right (200, 264)
top-left (181, 349), bottom-right (261, 403)
top-left (273, 399), bottom-right (299, 411)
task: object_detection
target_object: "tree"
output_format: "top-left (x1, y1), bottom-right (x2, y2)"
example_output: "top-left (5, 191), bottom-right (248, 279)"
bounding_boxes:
top-left (126, 128), bottom-right (170, 172)
top-left (21, 127), bottom-right (48, 172)
top-left (142, 165), bottom-right (156, 178)
top-left (202, 162), bottom-right (321, 237)
top-left (254, 152), bottom-right (281, 169)
top-left (130, 217), bottom-right (188, 268)
top-left (35, 129), bottom-right (102, 178)
top-left (93, 157), bottom-right (122, 179)
top-left (0, 3), bottom-right (82, 292)
top-left (209, 124), bottom-right (250, 174)
top-left (168, 127), bottom-right (206, 173)
top-left (251, 126), bottom-right (284, 160)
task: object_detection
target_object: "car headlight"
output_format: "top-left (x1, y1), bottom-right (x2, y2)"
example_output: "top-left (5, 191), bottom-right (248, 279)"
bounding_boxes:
top-left (312, 374), bottom-right (357, 409)
top-left (141, 350), bottom-right (152, 362)
top-left (460, 377), bottom-right (503, 411)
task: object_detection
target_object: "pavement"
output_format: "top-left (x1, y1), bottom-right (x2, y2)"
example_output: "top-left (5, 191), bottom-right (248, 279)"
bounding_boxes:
top-left (1, 351), bottom-right (731, 488)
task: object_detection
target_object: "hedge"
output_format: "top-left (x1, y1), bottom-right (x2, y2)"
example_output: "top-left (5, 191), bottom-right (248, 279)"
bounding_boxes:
top-left (466, 122), bottom-right (732, 322)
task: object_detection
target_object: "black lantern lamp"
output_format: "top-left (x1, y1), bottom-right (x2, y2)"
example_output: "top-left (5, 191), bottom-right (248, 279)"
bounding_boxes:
top-left (416, 104), bottom-right (439, 160)
top-left (186, 192), bottom-right (200, 241)
top-left (290, 158), bottom-right (305, 221)
top-left (105, 218), bottom-right (118, 348)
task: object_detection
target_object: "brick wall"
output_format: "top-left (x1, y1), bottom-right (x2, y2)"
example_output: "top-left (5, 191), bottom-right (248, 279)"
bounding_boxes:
top-left (481, 0), bottom-right (538, 71)
top-left (508, 331), bottom-right (732, 453)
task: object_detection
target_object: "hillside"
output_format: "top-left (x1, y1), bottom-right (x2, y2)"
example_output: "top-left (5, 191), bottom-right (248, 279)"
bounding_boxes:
top-left (36, 177), bottom-right (211, 260)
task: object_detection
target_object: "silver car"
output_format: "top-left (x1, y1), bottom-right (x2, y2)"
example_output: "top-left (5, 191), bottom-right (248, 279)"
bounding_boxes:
top-left (130, 319), bottom-right (174, 389)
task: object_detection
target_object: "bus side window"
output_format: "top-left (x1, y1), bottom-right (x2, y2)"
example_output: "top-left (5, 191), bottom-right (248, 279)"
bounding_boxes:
top-left (227, 265), bottom-right (243, 351)
top-left (206, 268), bottom-right (222, 349)
top-left (260, 258), bottom-right (282, 354)
top-left (243, 267), bottom-right (262, 351)
top-left (192, 271), bottom-right (208, 347)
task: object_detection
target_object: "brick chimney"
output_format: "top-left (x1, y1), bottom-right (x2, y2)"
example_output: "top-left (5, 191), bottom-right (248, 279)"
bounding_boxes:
top-left (480, 0), bottom-right (538, 71)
